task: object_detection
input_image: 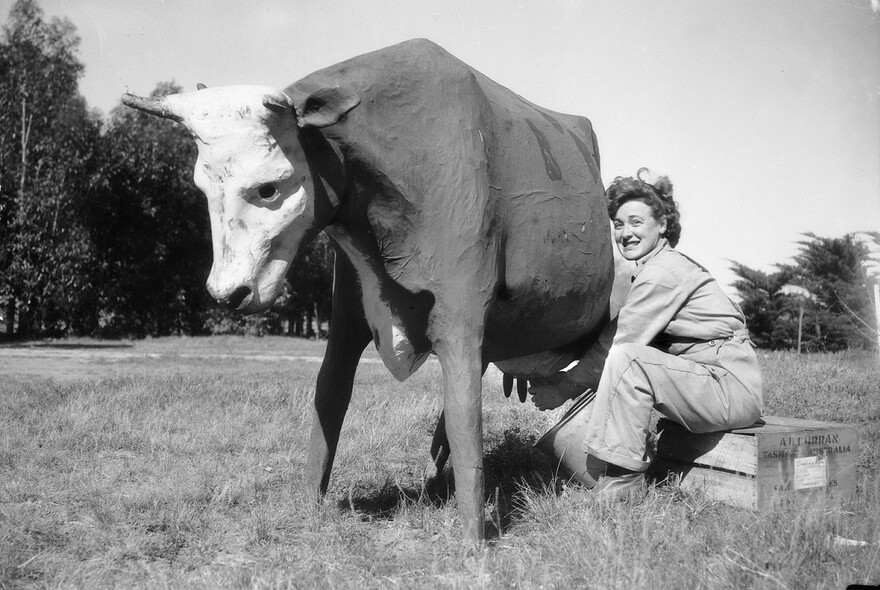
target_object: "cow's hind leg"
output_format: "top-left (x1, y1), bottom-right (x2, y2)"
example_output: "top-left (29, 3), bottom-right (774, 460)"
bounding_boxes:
top-left (304, 262), bottom-right (372, 498)
top-left (426, 411), bottom-right (450, 484)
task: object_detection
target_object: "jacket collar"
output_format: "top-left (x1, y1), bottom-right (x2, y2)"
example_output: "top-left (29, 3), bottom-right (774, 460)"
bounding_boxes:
top-left (632, 238), bottom-right (670, 280)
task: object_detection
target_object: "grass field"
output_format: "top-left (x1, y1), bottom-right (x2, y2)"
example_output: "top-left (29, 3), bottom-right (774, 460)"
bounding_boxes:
top-left (1, 337), bottom-right (878, 589)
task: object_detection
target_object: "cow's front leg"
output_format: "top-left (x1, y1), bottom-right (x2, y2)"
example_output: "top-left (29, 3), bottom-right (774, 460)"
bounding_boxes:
top-left (428, 361), bottom-right (490, 481)
top-left (304, 262), bottom-right (372, 498)
top-left (435, 333), bottom-right (485, 544)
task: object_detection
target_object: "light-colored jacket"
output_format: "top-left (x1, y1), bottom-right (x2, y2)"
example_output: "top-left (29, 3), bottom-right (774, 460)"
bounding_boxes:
top-left (569, 239), bottom-right (762, 397)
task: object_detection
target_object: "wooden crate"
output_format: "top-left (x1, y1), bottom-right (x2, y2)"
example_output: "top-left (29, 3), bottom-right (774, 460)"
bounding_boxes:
top-left (652, 416), bottom-right (858, 509)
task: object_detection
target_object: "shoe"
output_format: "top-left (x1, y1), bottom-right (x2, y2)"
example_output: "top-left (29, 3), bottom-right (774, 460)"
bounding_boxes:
top-left (584, 454), bottom-right (609, 488)
top-left (590, 467), bottom-right (646, 502)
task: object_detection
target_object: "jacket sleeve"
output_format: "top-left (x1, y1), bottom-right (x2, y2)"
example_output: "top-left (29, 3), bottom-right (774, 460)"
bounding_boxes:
top-left (612, 264), bottom-right (687, 347)
top-left (565, 261), bottom-right (688, 393)
top-left (565, 316), bottom-right (617, 391)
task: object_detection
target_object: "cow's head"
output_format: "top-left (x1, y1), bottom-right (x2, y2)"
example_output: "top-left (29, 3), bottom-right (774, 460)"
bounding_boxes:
top-left (121, 85), bottom-right (359, 313)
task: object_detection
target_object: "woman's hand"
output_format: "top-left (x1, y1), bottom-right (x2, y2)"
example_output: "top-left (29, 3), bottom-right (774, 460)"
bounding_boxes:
top-left (528, 373), bottom-right (585, 411)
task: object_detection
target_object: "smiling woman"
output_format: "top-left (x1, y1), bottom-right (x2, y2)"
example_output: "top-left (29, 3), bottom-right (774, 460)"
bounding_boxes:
top-left (614, 200), bottom-right (665, 260)
top-left (609, 170), bottom-right (681, 259)
top-left (529, 169), bottom-right (764, 500)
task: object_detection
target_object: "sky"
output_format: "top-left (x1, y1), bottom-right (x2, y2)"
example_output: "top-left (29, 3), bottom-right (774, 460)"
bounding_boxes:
top-left (6, 0), bottom-right (879, 293)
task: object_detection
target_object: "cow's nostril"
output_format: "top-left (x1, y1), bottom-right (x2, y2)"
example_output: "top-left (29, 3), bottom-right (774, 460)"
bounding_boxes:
top-left (227, 285), bottom-right (252, 310)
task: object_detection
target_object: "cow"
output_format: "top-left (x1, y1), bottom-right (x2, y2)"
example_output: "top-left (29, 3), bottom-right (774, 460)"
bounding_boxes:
top-left (122, 38), bottom-right (618, 543)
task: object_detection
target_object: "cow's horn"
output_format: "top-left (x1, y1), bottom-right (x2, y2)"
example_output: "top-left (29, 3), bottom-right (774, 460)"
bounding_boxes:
top-left (121, 93), bottom-right (184, 122)
top-left (262, 92), bottom-right (293, 115)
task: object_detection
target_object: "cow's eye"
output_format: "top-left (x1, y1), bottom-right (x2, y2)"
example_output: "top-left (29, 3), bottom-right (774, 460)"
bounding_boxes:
top-left (258, 184), bottom-right (277, 200)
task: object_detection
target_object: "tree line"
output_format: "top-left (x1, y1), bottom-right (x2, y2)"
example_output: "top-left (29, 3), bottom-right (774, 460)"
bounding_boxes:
top-left (0, 0), bottom-right (331, 339)
top-left (1, 0), bottom-right (877, 350)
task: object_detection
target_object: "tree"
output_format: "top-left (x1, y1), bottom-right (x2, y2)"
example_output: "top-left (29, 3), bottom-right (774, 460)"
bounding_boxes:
top-left (731, 232), bottom-right (878, 352)
top-left (87, 81), bottom-right (215, 337)
top-left (854, 231), bottom-right (880, 357)
top-left (792, 233), bottom-right (876, 351)
top-left (729, 262), bottom-right (803, 350)
top-left (282, 233), bottom-right (334, 337)
top-left (0, 0), bottom-right (100, 337)
top-left (0, 1), bottom-right (337, 339)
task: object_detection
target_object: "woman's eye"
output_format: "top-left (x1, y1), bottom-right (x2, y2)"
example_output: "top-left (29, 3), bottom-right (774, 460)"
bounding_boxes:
top-left (258, 184), bottom-right (277, 200)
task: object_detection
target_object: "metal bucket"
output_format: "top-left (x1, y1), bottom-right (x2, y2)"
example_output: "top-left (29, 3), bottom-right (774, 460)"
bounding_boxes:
top-left (534, 391), bottom-right (604, 487)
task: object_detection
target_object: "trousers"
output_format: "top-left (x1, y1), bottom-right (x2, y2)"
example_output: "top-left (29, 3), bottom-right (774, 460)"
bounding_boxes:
top-left (583, 331), bottom-right (763, 472)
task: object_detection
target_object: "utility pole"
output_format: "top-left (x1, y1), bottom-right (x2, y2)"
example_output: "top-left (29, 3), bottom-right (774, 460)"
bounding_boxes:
top-left (868, 269), bottom-right (878, 360)
top-left (797, 299), bottom-right (805, 355)
top-left (854, 232), bottom-right (880, 360)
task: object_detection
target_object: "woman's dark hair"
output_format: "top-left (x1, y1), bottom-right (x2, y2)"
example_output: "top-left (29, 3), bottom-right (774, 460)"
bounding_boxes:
top-left (606, 168), bottom-right (681, 247)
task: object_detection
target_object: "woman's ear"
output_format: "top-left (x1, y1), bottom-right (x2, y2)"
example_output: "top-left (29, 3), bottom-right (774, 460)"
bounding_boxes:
top-left (660, 215), bottom-right (668, 236)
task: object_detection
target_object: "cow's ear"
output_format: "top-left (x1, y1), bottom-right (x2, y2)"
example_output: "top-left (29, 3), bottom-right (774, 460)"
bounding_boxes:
top-left (296, 87), bottom-right (361, 129)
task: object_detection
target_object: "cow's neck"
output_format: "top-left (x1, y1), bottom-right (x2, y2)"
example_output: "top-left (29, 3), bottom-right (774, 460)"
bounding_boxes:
top-left (324, 223), bottom-right (434, 381)
top-left (300, 129), bottom-right (347, 224)
top-left (310, 131), bottom-right (438, 381)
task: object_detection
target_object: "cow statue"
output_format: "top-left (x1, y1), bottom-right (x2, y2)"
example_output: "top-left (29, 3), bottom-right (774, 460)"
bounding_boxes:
top-left (122, 38), bottom-right (619, 543)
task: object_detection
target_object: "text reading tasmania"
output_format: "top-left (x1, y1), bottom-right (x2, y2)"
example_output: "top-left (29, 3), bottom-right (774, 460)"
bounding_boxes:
top-left (122, 39), bottom-right (614, 542)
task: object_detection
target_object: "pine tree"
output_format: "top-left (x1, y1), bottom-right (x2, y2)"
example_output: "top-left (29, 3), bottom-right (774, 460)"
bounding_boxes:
top-left (732, 233), bottom-right (878, 352)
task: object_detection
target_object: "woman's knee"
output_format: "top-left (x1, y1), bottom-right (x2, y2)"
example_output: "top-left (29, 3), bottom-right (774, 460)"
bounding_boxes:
top-left (607, 343), bottom-right (653, 366)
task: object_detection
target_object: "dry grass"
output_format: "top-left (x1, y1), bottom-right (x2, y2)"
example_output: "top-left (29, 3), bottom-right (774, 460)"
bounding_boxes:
top-left (1, 338), bottom-right (878, 589)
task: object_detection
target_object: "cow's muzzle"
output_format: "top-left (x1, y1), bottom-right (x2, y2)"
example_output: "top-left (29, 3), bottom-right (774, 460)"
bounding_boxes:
top-left (224, 285), bottom-right (253, 311)
top-left (209, 280), bottom-right (255, 313)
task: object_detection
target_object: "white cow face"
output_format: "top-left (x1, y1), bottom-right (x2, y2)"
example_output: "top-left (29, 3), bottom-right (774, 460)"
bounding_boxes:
top-left (122, 85), bottom-right (360, 313)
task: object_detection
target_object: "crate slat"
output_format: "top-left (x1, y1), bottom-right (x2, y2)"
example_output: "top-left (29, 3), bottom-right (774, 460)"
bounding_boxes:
top-left (654, 458), bottom-right (758, 509)
top-left (656, 423), bottom-right (758, 475)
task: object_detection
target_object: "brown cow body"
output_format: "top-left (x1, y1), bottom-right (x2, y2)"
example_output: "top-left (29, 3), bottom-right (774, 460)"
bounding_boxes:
top-left (123, 39), bottom-right (614, 543)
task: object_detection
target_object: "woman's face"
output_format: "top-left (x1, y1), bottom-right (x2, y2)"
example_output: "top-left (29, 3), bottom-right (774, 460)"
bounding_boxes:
top-left (613, 199), bottom-right (667, 261)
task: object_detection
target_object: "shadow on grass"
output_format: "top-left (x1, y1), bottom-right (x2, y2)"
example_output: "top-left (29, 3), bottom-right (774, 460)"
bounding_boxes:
top-left (483, 426), bottom-right (561, 536)
top-left (338, 481), bottom-right (448, 520)
top-left (338, 426), bottom-right (561, 539)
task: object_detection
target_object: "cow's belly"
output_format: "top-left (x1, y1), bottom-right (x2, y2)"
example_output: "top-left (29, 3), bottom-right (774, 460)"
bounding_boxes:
top-left (483, 261), bottom-right (614, 362)
top-left (483, 217), bottom-right (632, 362)
top-left (483, 239), bottom-right (634, 364)
top-left (482, 287), bottom-right (608, 362)
top-left (480, 191), bottom-right (614, 355)
top-left (494, 350), bottom-right (580, 379)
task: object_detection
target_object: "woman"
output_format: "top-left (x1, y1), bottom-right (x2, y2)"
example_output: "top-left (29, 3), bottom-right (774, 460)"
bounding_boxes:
top-left (531, 169), bottom-right (763, 499)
